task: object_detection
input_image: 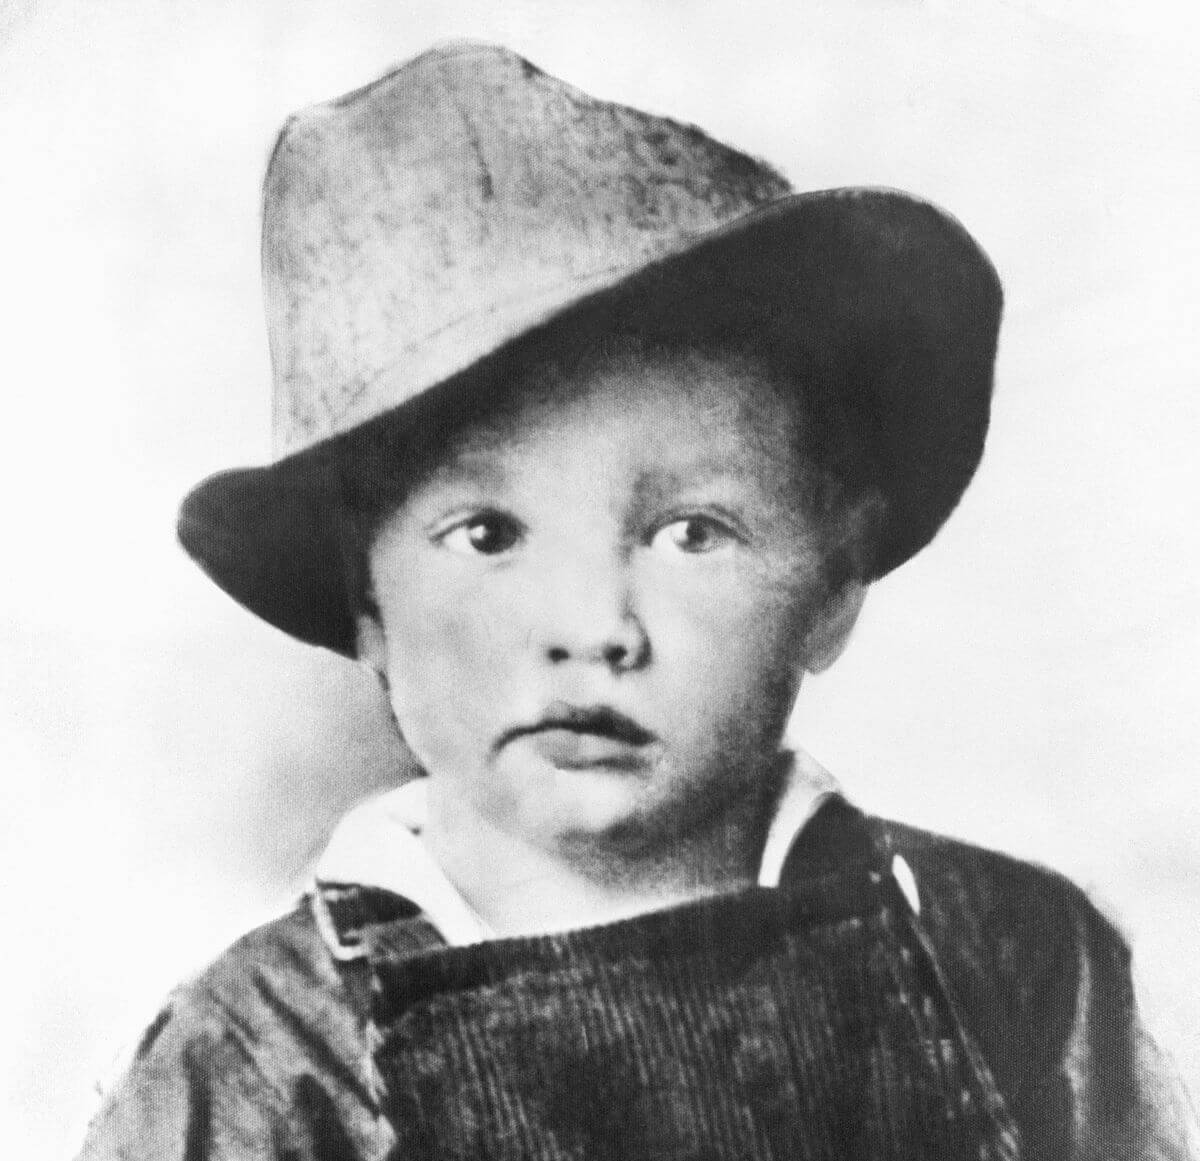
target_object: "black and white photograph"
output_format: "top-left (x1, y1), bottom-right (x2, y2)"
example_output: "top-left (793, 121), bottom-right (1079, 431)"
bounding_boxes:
top-left (3, 2), bottom-right (1198, 1158)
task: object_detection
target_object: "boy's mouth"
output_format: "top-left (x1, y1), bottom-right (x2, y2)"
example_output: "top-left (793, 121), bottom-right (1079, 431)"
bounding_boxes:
top-left (497, 704), bottom-right (657, 767)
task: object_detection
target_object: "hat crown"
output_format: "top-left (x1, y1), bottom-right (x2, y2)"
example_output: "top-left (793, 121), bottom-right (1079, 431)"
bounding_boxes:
top-left (262, 42), bottom-right (790, 457)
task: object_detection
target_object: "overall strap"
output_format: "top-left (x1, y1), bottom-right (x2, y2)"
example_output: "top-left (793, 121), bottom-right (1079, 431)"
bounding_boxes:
top-left (310, 881), bottom-right (446, 1037)
top-left (782, 795), bottom-right (1023, 1161)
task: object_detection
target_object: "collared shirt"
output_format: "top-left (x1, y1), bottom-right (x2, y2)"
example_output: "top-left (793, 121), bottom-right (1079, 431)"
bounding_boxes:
top-left (313, 749), bottom-right (920, 947)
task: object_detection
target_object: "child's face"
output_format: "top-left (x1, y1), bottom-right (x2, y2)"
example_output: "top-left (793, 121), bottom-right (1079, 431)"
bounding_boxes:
top-left (361, 351), bottom-right (860, 856)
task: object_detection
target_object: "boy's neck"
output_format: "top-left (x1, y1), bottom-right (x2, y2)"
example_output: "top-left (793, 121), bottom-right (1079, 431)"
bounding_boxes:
top-left (423, 776), bottom-right (783, 939)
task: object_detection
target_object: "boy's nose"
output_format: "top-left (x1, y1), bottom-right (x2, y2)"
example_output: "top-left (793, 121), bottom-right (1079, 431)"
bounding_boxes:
top-left (535, 560), bottom-right (651, 673)
top-left (543, 614), bottom-right (650, 672)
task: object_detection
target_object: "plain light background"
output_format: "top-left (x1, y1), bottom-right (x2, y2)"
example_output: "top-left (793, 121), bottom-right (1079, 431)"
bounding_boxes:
top-left (2, 1), bottom-right (1197, 1156)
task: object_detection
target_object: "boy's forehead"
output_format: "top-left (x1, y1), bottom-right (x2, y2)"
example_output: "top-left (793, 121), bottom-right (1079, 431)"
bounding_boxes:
top-left (430, 344), bottom-right (803, 466)
top-left (362, 343), bottom-right (829, 538)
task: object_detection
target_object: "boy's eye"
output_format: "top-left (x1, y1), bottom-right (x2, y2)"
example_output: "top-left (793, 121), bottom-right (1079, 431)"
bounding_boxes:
top-left (650, 516), bottom-right (735, 555)
top-left (440, 513), bottom-right (523, 556)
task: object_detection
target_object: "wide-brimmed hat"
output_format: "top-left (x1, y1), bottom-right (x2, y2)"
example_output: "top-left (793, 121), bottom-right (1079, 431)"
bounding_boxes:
top-left (179, 42), bottom-right (1002, 657)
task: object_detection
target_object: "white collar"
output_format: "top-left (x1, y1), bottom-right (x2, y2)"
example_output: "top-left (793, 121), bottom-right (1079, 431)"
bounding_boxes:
top-left (314, 749), bottom-right (846, 947)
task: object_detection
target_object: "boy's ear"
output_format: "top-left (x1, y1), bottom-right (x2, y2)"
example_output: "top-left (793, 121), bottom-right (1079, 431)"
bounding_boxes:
top-left (803, 580), bottom-right (867, 675)
top-left (355, 612), bottom-right (388, 677)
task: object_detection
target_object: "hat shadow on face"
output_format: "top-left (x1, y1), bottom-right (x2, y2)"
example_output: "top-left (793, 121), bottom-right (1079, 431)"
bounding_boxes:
top-left (180, 188), bottom-right (1000, 658)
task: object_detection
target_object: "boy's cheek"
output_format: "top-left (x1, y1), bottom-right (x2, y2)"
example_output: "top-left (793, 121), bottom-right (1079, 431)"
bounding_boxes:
top-left (646, 580), bottom-right (809, 663)
top-left (653, 594), bottom-right (809, 721)
top-left (652, 553), bottom-right (817, 615)
top-left (380, 564), bottom-right (513, 655)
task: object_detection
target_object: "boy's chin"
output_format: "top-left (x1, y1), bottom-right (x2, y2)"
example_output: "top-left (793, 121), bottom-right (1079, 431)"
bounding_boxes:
top-left (502, 762), bottom-right (742, 860)
top-left (518, 762), bottom-right (654, 836)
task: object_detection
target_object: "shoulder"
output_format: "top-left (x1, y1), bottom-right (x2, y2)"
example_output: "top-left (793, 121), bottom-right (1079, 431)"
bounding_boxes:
top-left (789, 794), bottom-right (1120, 977)
top-left (869, 814), bottom-right (1128, 972)
top-left (150, 899), bottom-right (362, 1088)
top-left (76, 900), bottom-right (389, 1161)
top-left (867, 817), bottom-right (1199, 1160)
top-left (866, 816), bottom-right (1129, 1062)
top-left (184, 894), bottom-right (355, 1030)
top-left (870, 814), bottom-right (1159, 1085)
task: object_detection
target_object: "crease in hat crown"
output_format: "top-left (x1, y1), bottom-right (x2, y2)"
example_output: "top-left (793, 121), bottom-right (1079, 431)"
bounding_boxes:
top-left (263, 41), bottom-right (792, 458)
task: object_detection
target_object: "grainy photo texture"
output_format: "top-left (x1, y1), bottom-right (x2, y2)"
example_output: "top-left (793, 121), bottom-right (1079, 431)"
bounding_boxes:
top-left (3, 4), bottom-right (1198, 1159)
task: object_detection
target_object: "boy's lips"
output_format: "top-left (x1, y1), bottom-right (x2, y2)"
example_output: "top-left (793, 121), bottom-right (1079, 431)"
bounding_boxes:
top-left (496, 704), bottom-right (657, 768)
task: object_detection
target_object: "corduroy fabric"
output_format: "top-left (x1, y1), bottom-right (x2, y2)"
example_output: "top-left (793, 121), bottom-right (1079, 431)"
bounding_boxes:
top-left (75, 802), bottom-right (1198, 1161)
top-left (366, 872), bottom-right (1018, 1160)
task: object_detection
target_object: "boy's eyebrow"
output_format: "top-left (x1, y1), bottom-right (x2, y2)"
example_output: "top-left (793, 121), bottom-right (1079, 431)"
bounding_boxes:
top-left (417, 449), bottom-right (517, 492)
top-left (411, 443), bottom-right (801, 502)
top-left (634, 454), bottom-right (796, 495)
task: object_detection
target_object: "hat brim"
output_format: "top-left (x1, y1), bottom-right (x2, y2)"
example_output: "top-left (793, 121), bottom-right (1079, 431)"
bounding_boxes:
top-left (179, 187), bottom-right (1002, 656)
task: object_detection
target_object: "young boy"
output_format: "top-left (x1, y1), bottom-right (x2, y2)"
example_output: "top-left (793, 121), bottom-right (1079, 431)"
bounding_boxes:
top-left (78, 42), bottom-right (1194, 1161)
